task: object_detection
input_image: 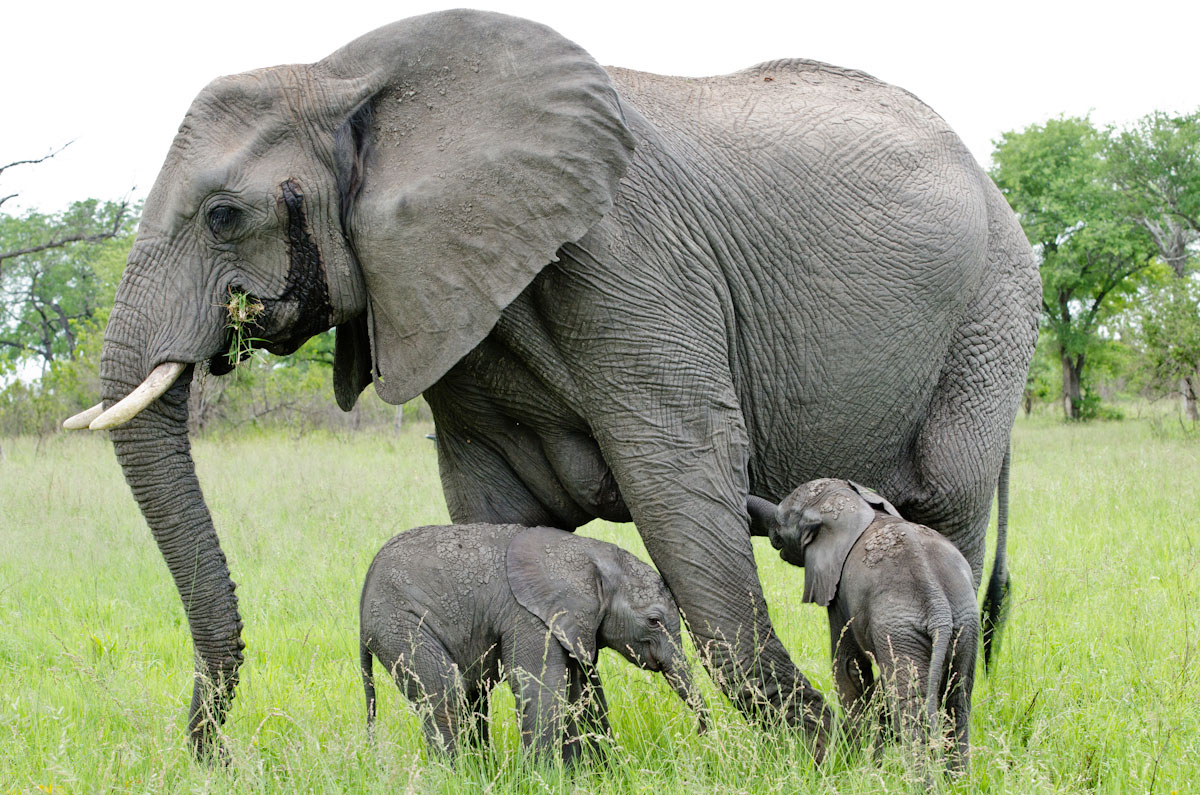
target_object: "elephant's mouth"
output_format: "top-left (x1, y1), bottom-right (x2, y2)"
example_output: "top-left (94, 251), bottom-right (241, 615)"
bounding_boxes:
top-left (208, 289), bottom-right (321, 375)
top-left (778, 543), bottom-right (805, 567)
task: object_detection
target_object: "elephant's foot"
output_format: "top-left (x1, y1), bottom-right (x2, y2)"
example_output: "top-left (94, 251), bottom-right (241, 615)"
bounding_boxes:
top-left (186, 657), bottom-right (242, 763)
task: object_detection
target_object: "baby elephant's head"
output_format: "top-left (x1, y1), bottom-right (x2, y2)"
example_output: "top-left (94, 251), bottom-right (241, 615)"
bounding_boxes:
top-left (507, 527), bottom-right (707, 727)
top-left (773, 478), bottom-right (901, 605)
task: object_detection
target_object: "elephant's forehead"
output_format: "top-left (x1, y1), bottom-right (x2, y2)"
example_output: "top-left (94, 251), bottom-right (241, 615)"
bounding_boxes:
top-left (807, 478), bottom-right (842, 497)
top-left (626, 580), bottom-right (662, 605)
top-left (819, 493), bottom-right (853, 520)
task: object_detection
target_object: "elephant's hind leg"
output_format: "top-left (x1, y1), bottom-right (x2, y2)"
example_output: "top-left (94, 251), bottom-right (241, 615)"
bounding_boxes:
top-left (886, 189), bottom-right (1037, 581)
top-left (384, 629), bottom-right (472, 757)
top-left (943, 624), bottom-right (978, 775)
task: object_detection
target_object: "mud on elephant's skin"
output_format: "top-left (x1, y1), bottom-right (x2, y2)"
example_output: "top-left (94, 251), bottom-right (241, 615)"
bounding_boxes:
top-left (67, 9), bottom-right (1038, 758)
top-left (773, 479), bottom-right (980, 780)
top-left (359, 523), bottom-right (706, 763)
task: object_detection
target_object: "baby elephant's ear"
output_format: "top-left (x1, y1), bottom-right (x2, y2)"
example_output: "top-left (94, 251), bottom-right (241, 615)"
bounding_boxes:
top-left (507, 527), bottom-right (602, 664)
top-left (802, 484), bottom-right (877, 606)
top-left (847, 480), bottom-right (901, 518)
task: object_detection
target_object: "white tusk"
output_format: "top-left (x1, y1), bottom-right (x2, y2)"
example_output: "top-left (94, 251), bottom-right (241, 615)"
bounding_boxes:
top-left (88, 361), bottom-right (189, 430)
top-left (63, 402), bottom-right (105, 430)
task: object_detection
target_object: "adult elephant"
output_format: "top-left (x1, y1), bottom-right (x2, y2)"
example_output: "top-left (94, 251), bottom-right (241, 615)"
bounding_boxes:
top-left (66, 10), bottom-right (1038, 758)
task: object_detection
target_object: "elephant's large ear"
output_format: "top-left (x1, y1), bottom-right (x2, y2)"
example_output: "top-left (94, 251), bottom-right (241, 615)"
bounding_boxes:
top-left (507, 526), bottom-right (607, 664)
top-left (317, 10), bottom-right (635, 405)
top-left (847, 480), bottom-right (901, 518)
top-left (782, 483), bottom-right (875, 606)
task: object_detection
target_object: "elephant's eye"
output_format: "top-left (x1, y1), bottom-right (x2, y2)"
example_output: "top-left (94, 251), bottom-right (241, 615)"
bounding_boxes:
top-left (206, 205), bottom-right (240, 236)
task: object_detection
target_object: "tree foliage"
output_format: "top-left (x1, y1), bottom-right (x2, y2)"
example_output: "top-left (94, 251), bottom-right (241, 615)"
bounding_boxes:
top-left (1132, 272), bottom-right (1200, 400)
top-left (0, 200), bottom-right (134, 373)
top-left (1106, 110), bottom-right (1200, 277)
top-left (991, 116), bottom-right (1159, 420)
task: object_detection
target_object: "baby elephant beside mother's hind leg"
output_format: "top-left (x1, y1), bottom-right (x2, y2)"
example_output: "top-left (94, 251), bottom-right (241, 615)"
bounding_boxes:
top-left (766, 479), bottom-right (979, 783)
top-left (359, 523), bottom-right (707, 764)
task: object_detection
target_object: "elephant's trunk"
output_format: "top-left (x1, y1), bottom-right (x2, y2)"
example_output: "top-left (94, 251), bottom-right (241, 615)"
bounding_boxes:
top-left (99, 291), bottom-right (244, 759)
top-left (662, 653), bottom-right (708, 733)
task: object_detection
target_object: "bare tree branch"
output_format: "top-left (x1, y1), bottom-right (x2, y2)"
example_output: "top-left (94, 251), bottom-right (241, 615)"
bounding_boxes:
top-left (0, 142), bottom-right (74, 181)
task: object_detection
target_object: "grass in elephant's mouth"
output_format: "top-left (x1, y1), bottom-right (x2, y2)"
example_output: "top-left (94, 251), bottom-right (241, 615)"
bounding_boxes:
top-left (223, 288), bottom-right (265, 370)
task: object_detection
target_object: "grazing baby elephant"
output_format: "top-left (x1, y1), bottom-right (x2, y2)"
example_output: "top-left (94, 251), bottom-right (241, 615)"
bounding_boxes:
top-left (765, 479), bottom-right (978, 777)
top-left (359, 523), bottom-right (705, 763)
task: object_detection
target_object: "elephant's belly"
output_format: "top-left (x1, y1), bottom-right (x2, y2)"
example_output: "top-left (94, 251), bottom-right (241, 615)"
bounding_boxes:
top-left (741, 320), bottom-right (951, 503)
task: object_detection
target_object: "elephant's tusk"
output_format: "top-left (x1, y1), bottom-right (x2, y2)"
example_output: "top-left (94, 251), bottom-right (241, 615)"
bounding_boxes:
top-left (62, 402), bottom-right (105, 430)
top-left (88, 361), bottom-right (188, 430)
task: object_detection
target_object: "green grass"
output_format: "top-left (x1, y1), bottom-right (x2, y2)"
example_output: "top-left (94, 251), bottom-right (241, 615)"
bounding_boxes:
top-left (1, 417), bottom-right (1197, 793)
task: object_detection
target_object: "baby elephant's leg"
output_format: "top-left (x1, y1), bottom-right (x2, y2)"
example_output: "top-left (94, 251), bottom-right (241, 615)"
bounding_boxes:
top-left (461, 651), bottom-right (501, 750)
top-left (563, 661), bottom-right (612, 764)
top-left (943, 624), bottom-right (978, 775)
top-left (875, 627), bottom-right (939, 788)
top-left (384, 627), bottom-right (472, 757)
top-left (829, 610), bottom-right (876, 751)
top-left (508, 645), bottom-right (572, 762)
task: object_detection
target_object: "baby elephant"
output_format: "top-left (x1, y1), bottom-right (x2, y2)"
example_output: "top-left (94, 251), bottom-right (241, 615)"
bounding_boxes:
top-left (765, 479), bottom-right (978, 777)
top-left (359, 523), bottom-right (705, 763)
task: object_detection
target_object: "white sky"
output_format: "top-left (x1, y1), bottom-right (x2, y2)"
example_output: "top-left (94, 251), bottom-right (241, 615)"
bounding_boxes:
top-left (3, 1), bottom-right (1199, 214)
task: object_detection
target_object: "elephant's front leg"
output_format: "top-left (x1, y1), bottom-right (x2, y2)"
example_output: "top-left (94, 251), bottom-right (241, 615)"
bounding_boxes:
top-left (585, 377), bottom-right (833, 757)
top-left (828, 608), bottom-right (877, 752)
top-left (562, 661), bottom-right (612, 764)
top-left (505, 631), bottom-right (573, 763)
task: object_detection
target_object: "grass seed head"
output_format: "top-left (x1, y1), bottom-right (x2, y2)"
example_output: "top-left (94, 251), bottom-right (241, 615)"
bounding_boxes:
top-left (224, 289), bottom-right (265, 367)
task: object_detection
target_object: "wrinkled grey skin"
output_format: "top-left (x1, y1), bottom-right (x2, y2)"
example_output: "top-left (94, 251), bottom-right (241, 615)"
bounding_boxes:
top-left (359, 524), bottom-right (705, 762)
top-left (772, 479), bottom-right (979, 779)
top-left (92, 9), bottom-right (1037, 757)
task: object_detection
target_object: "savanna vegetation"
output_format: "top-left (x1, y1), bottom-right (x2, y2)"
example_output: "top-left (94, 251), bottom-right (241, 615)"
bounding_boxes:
top-left (1, 110), bottom-right (1198, 791)
top-left (1, 415), bottom-right (1197, 793)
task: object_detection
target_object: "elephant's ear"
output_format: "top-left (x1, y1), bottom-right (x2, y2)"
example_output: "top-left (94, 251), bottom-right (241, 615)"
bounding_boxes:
top-left (792, 483), bottom-right (875, 606)
top-left (332, 315), bottom-right (373, 411)
top-left (317, 10), bottom-right (635, 405)
top-left (507, 526), bottom-right (605, 665)
top-left (847, 480), bottom-right (902, 518)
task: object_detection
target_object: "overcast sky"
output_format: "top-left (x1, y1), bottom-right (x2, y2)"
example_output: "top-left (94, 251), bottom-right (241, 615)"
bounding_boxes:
top-left (4, 1), bottom-right (1199, 214)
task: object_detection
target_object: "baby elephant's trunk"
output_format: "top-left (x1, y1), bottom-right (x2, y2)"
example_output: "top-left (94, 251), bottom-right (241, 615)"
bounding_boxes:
top-left (663, 654), bottom-right (708, 733)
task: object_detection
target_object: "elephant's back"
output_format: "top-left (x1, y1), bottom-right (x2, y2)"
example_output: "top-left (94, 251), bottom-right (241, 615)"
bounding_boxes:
top-left (605, 59), bottom-right (971, 170)
top-left (364, 523), bottom-right (519, 590)
top-left (360, 523), bottom-right (521, 645)
top-left (610, 63), bottom-right (991, 502)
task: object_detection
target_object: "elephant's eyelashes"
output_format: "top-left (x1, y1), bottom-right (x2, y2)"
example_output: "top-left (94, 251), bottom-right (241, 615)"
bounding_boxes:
top-left (206, 205), bottom-right (240, 236)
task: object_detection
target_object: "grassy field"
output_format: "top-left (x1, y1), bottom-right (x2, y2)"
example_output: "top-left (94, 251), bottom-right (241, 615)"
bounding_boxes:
top-left (1, 415), bottom-right (1197, 793)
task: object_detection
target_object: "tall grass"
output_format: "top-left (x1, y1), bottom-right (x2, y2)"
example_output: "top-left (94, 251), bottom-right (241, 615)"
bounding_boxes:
top-left (1, 416), bottom-right (1196, 792)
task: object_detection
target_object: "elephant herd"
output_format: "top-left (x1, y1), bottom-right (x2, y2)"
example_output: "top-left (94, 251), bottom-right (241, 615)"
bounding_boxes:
top-left (64, 7), bottom-right (1038, 782)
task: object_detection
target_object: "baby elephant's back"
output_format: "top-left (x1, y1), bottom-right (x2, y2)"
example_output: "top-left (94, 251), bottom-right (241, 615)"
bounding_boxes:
top-left (847, 518), bottom-right (977, 626)
top-left (360, 523), bottom-right (523, 647)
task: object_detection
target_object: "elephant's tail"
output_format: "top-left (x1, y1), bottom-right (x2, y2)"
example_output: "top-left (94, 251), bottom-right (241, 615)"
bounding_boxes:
top-left (361, 637), bottom-right (377, 730)
top-left (981, 446), bottom-right (1012, 672)
top-left (925, 615), bottom-right (954, 726)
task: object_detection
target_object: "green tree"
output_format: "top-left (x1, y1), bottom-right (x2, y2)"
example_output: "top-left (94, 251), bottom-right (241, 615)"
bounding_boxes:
top-left (1106, 110), bottom-right (1200, 419)
top-left (1106, 110), bottom-right (1200, 278)
top-left (1133, 271), bottom-right (1200, 420)
top-left (991, 117), bottom-right (1158, 420)
top-left (0, 199), bottom-right (134, 373)
top-left (0, 149), bottom-right (135, 437)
